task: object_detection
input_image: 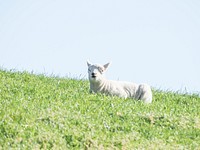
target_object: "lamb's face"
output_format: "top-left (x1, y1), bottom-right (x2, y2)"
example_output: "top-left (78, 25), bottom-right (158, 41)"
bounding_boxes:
top-left (87, 61), bottom-right (110, 82)
top-left (87, 64), bottom-right (105, 82)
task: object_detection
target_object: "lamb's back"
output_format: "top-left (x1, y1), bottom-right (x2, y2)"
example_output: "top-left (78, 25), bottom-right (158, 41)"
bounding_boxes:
top-left (106, 80), bottom-right (138, 98)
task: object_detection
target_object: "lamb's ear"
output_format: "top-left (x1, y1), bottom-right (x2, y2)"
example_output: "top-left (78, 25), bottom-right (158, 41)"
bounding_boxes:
top-left (103, 62), bottom-right (111, 70)
top-left (87, 60), bottom-right (92, 67)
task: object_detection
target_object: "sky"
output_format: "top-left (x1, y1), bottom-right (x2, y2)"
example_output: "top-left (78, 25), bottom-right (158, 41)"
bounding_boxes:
top-left (0, 0), bottom-right (200, 93)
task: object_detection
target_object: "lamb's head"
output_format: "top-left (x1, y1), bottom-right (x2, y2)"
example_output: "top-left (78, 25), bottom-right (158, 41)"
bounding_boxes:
top-left (87, 60), bottom-right (110, 82)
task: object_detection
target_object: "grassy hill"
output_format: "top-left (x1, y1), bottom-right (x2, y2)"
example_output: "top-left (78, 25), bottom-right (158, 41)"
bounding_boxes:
top-left (0, 70), bottom-right (200, 149)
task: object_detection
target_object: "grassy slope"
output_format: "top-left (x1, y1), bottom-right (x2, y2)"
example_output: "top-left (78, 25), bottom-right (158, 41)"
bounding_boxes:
top-left (0, 70), bottom-right (200, 149)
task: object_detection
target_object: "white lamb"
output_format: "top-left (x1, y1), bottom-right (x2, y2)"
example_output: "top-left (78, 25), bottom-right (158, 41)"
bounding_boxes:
top-left (87, 61), bottom-right (152, 103)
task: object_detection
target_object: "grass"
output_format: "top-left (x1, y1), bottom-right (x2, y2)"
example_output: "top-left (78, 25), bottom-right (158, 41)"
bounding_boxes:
top-left (0, 69), bottom-right (200, 149)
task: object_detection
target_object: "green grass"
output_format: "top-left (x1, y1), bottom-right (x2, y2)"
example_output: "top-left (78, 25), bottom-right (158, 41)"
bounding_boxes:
top-left (0, 69), bottom-right (200, 149)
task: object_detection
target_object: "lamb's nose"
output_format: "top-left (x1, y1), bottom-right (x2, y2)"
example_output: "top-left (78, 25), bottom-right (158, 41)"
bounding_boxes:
top-left (92, 73), bottom-right (96, 76)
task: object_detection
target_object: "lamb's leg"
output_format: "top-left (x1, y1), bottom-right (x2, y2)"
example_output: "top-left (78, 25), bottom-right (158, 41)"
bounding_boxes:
top-left (136, 84), bottom-right (152, 103)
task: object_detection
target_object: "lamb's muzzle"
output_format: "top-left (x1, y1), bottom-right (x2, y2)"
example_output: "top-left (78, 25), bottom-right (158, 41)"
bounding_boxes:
top-left (87, 60), bottom-right (152, 103)
top-left (92, 73), bottom-right (96, 76)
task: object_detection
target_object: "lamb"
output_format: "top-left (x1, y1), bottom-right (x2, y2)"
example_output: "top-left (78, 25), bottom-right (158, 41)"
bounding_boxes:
top-left (87, 61), bottom-right (152, 103)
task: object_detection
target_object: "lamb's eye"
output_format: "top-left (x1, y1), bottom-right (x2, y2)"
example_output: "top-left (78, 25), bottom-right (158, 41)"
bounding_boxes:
top-left (98, 67), bottom-right (103, 73)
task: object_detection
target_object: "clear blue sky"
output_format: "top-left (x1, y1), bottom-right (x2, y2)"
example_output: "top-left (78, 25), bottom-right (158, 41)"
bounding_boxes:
top-left (0, 0), bottom-right (200, 93)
